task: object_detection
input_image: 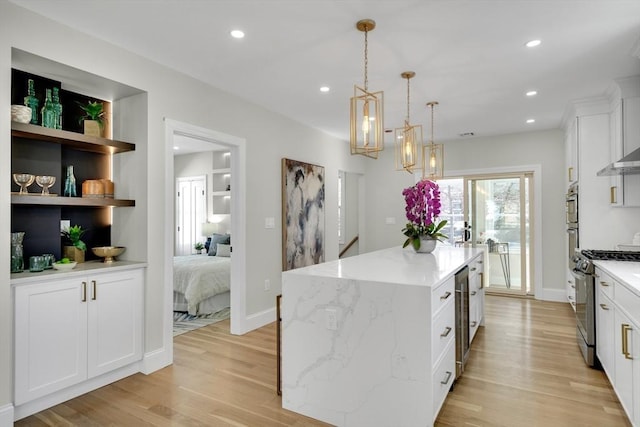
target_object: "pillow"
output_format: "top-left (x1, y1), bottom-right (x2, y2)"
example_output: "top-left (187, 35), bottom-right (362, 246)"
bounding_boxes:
top-left (216, 243), bottom-right (231, 257)
top-left (208, 233), bottom-right (231, 256)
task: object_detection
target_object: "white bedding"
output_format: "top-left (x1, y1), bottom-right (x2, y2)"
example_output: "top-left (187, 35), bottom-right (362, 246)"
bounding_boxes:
top-left (173, 255), bottom-right (231, 315)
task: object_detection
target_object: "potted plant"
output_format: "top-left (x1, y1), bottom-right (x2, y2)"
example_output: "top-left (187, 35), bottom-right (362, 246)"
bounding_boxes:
top-left (194, 242), bottom-right (205, 254)
top-left (76, 100), bottom-right (105, 137)
top-left (401, 179), bottom-right (448, 253)
top-left (61, 224), bottom-right (87, 263)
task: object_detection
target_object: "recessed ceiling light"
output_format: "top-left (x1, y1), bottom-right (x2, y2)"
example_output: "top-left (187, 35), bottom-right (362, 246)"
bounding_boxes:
top-left (230, 30), bottom-right (245, 39)
top-left (173, 146), bottom-right (179, 150)
top-left (526, 119), bottom-right (535, 124)
top-left (525, 39), bottom-right (541, 48)
top-left (526, 90), bottom-right (538, 97)
top-left (459, 132), bottom-right (475, 137)
top-left (320, 86), bottom-right (330, 93)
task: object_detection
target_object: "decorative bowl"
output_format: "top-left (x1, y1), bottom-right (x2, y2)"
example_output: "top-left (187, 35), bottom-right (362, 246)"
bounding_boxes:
top-left (92, 246), bottom-right (126, 263)
top-left (11, 105), bottom-right (32, 123)
top-left (52, 261), bottom-right (77, 271)
top-left (12, 173), bottom-right (35, 194)
top-left (35, 175), bottom-right (56, 195)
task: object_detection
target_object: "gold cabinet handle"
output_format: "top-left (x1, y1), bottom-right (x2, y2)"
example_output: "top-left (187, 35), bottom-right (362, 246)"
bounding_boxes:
top-left (440, 291), bottom-right (452, 301)
top-left (622, 324), bottom-right (633, 360)
top-left (440, 371), bottom-right (452, 385)
top-left (599, 303), bottom-right (609, 310)
top-left (600, 281), bottom-right (610, 287)
top-left (470, 267), bottom-right (477, 272)
top-left (479, 272), bottom-right (484, 289)
top-left (91, 280), bottom-right (97, 300)
top-left (82, 281), bottom-right (87, 302)
top-left (568, 167), bottom-right (574, 182)
top-left (440, 326), bottom-right (452, 338)
top-left (471, 291), bottom-right (477, 296)
top-left (610, 186), bottom-right (617, 204)
top-left (471, 321), bottom-right (478, 327)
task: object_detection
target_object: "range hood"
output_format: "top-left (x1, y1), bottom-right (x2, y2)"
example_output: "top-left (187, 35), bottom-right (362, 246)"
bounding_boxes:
top-left (597, 147), bottom-right (640, 176)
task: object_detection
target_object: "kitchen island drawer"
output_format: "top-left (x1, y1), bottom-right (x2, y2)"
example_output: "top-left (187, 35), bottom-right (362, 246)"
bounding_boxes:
top-left (431, 297), bottom-right (455, 364)
top-left (432, 276), bottom-right (455, 317)
top-left (432, 340), bottom-right (456, 422)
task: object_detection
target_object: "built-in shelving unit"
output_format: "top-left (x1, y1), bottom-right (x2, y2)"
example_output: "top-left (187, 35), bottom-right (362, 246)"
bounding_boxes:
top-left (211, 151), bottom-right (231, 215)
top-left (11, 194), bottom-right (135, 207)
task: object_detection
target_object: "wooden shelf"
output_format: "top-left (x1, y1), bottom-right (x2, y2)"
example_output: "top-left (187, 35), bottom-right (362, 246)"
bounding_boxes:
top-left (11, 122), bottom-right (135, 154)
top-left (11, 195), bottom-right (135, 207)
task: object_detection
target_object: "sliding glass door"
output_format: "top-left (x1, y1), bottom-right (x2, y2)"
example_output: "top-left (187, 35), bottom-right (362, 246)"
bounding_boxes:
top-left (437, 173), bottom-right (533, 296)
top-left (465, 174), bottom-right (532, 296)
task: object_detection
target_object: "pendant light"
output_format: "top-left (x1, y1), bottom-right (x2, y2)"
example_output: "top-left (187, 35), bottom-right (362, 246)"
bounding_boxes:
top-left (350, 19), bottom-right (384, 159)
top-left (395, 71), bottom-right (423, 173)
top-left (422, 101), bottom-right (444, 180)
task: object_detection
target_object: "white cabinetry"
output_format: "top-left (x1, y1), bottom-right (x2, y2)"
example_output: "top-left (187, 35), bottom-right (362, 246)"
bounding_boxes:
top-left (595, 266), bottom-right (640, 427)
top-left (14, 268), bottom-right (143, 406)
top-left (211, 150), bottom-right (231, 215)
top-left (565, 116), bottom-right (579, 184)
top-left (469, 254), bottom-right (484, 342)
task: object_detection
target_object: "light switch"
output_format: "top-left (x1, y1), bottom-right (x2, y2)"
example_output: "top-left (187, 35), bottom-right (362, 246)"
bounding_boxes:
top-left (265, 217), bottom-right (275, 229)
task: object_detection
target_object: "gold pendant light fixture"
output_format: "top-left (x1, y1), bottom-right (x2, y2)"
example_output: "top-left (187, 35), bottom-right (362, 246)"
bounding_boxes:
top-left (422, 101), bottom-right (444, 180)
top-left (350, 19), bottom-right (384, 159)
top-left (395, 71), bottom-right (423, 173)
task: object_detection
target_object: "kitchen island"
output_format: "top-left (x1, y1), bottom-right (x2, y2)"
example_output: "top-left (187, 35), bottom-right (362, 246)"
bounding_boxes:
top-left (281, 245), bottom-right (484, 427)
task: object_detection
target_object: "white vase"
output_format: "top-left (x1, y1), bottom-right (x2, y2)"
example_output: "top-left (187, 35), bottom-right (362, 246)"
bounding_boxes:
top-left (413, 235), bottom-right (437, 253)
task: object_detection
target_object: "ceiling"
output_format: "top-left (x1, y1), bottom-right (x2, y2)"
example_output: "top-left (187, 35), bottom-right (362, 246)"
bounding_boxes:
top-left (10, 0), bottom-right (640, 147)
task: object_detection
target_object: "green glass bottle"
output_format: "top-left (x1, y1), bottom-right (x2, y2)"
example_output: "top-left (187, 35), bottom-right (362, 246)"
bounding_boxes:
top-left (41, 88), bottom-right (56, 129)
top-left (23, 79), bottom-right (39, 125)
top-left (52, 87), bottom-right (63, 130)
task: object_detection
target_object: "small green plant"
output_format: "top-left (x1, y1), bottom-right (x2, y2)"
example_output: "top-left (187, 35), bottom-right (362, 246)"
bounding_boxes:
top-left (194, 242), bottom-right (205, 251)
top-left (61, 225), bottom-right (87, 251)
top-left (76, 100), bottom-right (105, 127)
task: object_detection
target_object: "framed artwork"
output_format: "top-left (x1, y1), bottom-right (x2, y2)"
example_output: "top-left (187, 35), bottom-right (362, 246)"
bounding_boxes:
top-left (281, 158), bottom-right (325, 271)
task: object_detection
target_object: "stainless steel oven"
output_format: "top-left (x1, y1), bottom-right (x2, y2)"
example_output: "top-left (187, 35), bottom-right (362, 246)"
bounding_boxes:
top-left (566, 183), bottom-right (579, 262)
top-left (572, 249), bottom-right (640, 368)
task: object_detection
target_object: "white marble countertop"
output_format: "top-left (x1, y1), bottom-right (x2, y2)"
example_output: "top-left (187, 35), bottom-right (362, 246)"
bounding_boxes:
top-left (283, 245), bottom-right (483, 288)
top-left (594, 260), bottom-right (640, 296)
top-left (10, 260), bottom-right (147, 286)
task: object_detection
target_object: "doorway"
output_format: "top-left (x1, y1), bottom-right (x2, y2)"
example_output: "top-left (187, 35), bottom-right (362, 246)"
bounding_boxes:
top-left (438, 172), bottom-right (534, 296)
top-left (338, 170), bottom-right (364, 258)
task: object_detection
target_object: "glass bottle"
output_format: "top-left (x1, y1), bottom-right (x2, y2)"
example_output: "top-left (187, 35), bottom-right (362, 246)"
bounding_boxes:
top-left (64, 165), bottom-right (77, 197)
top-left (41, 88), bottom-right (56, 129)
top-left (11, 232), bottom-right (25, 273)
top-left (52, 87), bottom-right (63, 130)
top-left (23, 79), bottom-right (39, 125)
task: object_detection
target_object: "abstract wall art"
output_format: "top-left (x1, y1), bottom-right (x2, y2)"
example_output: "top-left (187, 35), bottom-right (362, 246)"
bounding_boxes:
top-left (281, 158), bottom-right (325, 271)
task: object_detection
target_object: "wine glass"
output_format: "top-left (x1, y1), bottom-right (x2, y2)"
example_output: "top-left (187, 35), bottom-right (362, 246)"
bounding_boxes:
top-left (35, 175), bottom-right (56, 195)
top-left (12, 173), bottom-right (35, 194)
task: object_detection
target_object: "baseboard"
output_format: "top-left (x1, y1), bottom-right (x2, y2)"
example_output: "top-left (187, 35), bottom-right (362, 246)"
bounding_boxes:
top-left (538, 288), bottom-right (567, 303)
top-left (141, 346), bottom-right (171, 375)
top-left (243, 306), bottom-right (276, 333)
top-left (0, 403), bottom-right (14, 427)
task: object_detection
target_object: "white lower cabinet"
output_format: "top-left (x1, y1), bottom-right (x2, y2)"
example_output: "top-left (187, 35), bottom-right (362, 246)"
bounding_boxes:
top-left (595, 266), bottom-right (640, 427)
top-left (14, 268), bottom-right (143, 405)
top-left (469, 254), bottom-right (484, 342)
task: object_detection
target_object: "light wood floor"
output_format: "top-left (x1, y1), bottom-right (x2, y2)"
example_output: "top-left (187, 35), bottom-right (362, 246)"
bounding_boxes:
top-left (17, 296), bottom-right (630, 426)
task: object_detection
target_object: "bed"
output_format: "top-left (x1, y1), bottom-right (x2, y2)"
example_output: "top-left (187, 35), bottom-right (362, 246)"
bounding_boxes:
top-left (173, 255), bottom-right (231, 315)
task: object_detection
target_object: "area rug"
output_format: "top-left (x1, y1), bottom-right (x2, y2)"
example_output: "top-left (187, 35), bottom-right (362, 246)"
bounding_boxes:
top-left (173, 307), bottom-right (230, 336)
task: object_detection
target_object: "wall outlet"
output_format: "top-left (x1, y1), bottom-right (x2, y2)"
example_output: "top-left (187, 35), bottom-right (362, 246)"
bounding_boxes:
top-left (325, 308), bottom-right (338, 330)
top-left (385, 217), bottom-right (396, 225)
top-left (60, 219), bottom-right (70, 231)
top-left (264, 279), bottom-right (270, 291)
top-left (265, 217), bottom-right (275, 229)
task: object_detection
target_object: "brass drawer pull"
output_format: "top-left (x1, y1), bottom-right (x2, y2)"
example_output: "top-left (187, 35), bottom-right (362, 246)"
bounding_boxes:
top-left (81, 281), bottom-right (87, 302)
top-left (600, 281), bottom-right (610, 287)
top-left (91, 280), bottom-right (97, 300)
top-left (470, 267), bottom-right (477, 272)
top-left (440, 326), bottom-right (452, 338)
top-left (471, 321), bottom-right (478, 327)
top-left (622, 324), bottom-right (633, 360)
top-left (440, 291), bottom-right (452, 301)
top-left (471, 291), bottom-right (477, 296)
top-left (599, 303), bottom-right (609, 310)
top-left (441, 371), bottom-right (452, 385)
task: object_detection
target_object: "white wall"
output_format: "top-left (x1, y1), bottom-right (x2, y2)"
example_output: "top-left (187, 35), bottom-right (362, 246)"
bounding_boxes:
top-left (0, 2), bottom-right (366, 413)
top-left (363, 129), bottom-right (567, 299)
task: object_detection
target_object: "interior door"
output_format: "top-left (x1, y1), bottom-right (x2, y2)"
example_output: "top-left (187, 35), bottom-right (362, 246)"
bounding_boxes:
top-left (465, 174), bottom-right (532, 295)
top-left (175, 176), bottom-right (206, 255)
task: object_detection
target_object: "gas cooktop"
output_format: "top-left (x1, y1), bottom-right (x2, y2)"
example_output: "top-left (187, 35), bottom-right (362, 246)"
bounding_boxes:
top-left (581, 249), bottom-right (640, 261)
